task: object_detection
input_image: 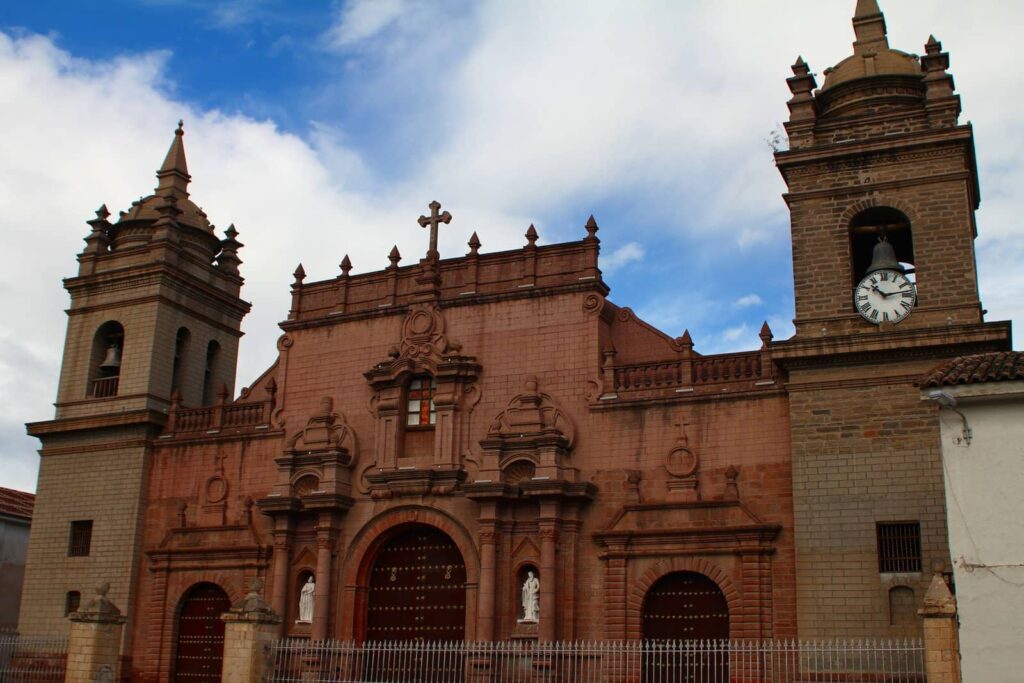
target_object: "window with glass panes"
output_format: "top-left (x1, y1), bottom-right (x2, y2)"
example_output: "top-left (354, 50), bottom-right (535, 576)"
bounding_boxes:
top-left (406, 376), bottom-right (436, 426)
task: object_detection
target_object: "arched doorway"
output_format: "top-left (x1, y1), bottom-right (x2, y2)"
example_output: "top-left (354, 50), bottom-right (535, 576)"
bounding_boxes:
top-left (365, 524), bottom-right (467, 641)
top-left (642, 571), bottom-right (729, 682)
top-left (173, 583), bottom-right (230, 682)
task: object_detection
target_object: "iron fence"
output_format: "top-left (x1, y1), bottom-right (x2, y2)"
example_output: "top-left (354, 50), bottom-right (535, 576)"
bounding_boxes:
top-left (269, 638), bottom-right (925, 683)
top-left (0, 631), bottom-right (67, 683)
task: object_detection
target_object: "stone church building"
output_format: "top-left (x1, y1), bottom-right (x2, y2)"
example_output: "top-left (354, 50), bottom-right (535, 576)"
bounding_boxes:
top-left (18, 2), bottom-right (1011, 680)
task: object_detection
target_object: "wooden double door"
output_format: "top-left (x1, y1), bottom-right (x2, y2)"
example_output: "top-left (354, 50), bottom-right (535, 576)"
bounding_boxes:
top-left (173, 583), bottom-right (231, 682)
top-left (642, 571), bottom-right (730, 683)
top-left (364, 524), bottom-right (467, 681)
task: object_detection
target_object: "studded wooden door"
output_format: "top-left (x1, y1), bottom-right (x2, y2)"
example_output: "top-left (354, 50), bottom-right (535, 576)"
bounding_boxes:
top-left (174, 583), bottom-right (230, 683)
top-left (366, 525), bottom-right (466, 641)
top-left (642, 572), bottom-right (729, 683)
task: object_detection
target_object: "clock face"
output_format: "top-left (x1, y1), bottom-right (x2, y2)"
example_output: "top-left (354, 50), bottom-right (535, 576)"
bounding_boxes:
top-left (854, 269), bottom-right (916, 324)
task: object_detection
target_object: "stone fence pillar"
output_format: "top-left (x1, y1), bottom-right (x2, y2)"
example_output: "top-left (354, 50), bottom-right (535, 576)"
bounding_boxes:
top-left (222, 578), bottom-right (282, 683)
top-left (66, 583), bottom-right (126, 683)
top-left (919, 571), bottom-right (961, 683)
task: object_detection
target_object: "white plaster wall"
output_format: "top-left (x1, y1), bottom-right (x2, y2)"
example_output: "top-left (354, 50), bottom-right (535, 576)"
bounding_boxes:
top-left (931, 381), bottom-right (1024, 683)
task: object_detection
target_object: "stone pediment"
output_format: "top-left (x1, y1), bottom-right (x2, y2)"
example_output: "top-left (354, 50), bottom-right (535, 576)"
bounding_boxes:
top-left (485, 376), bottom-right (575, 448)
top-left (594, 500), bottom-right (780, 552)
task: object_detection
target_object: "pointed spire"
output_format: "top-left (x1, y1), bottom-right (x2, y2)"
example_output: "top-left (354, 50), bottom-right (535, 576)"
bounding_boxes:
top-left (388, 245), bottom-right (401, 269)
top-left (155, 120), bottom-right (191, 201)
top-left (677, 329), bottom-right (694, 350)
top-left (339, 254), bottom-right (352, 276)
top-left (584, 215), bottom-right (599, 241)
top-left (293, 263), bottom-right (306, 285)
top-left (854, 0), bottom-right (881, 19)
top-left (525, 224), bottom-right (538, 247)
top-left (759, 321), bottom-right (774, 347)
top-left (95, 204), bottom-right (110, 221)
top-left (467, 231), bottom-right (481, 255)
top-left (852, 0), bottom-right (888, 55)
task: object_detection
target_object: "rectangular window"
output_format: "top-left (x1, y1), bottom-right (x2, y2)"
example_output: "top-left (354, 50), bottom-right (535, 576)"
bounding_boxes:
top-left (406, 377), bottom-right (437, 427)
top-left (68, 520), bottom-right (93, 557)
top-left (877, 522), bottom-right (921, 573)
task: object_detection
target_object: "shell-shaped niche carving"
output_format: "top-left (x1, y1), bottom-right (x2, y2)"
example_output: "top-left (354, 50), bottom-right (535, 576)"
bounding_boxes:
top-left (487, 376), bottom-right (575, 447)
top-left (503, 459), bottom-right (536, 485)
top-left (292, 474), bottom-right (320, 497)
top-left (286, 396), bottom-right (358, 457)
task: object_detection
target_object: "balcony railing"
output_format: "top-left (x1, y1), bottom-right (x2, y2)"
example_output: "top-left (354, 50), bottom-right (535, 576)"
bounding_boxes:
top-left (611, 350), bottom-right (772, 395)
top-left (165, 392), bottom-right (274, 436)
top-left (90, 375), bottom-right (119, 398)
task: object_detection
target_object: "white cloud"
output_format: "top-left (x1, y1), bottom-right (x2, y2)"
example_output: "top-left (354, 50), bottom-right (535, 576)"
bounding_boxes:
top-left (324, 0), bottom-right (408, 49)
top-left (734, 294), bottom-right (763, 309)
top-left (1, 1), bottom-right (1022, 491)
top-left (601, 242), bottom-right (645, 274)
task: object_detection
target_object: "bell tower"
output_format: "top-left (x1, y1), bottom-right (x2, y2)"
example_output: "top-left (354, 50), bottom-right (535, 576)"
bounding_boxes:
top-left (20, 123), bottom-right (250, 646)
top-left (772, 2), bottom-right (1011, 638)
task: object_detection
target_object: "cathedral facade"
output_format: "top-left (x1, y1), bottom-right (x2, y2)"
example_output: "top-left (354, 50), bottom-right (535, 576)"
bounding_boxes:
top-left (19, 3), bottom-right (1011, 681)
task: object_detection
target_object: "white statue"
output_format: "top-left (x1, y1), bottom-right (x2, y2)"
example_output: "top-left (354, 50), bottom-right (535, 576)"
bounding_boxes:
top-left (520, 571), bottom-right (540, 623)
top-left (298, 576), bottom-right (315, 623)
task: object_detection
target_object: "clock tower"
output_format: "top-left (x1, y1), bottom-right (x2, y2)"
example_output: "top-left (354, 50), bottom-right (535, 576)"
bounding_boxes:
top-left (772, 1), bottom-right (1011, 638)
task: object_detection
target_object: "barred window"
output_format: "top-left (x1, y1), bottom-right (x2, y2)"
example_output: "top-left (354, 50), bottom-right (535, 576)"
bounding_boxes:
top-left (406, 376), bottom-right (436, 427)
top-left (68, 520), bottom-right (93, 557)
top-left (877, 522), bottom-right (921, 573)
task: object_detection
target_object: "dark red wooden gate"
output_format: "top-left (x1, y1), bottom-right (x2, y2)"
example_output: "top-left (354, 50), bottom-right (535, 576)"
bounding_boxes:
top-left (642, 572), bottom-right (729, 683)
top-left (364, 525), bottom-right (466, 681)
top-left (174, 583), bottom-right (230, 682)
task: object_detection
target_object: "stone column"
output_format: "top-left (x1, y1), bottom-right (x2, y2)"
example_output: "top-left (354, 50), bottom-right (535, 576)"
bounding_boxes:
top-left (919, 572), bottom-right (961, 683)
top-left (222, 578), bottom-right (282, 683)
top-left (270, 524), bottom-right (292, 626)
top-left (538, 501), bottom-right (559, 642)
top-left (312, 525), bottom-right (335, 640)
top-left (476, 523), bottom-right (498, 642)
top-left (66, 583), bottom-right (127, 683)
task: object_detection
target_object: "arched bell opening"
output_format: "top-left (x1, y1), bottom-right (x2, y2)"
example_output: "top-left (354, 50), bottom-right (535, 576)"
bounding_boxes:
top-left (87, 321), bottom-right (124, 398)
top-left (171, 327), bottom-right (192, 400)
top-left (201, 339), bottom-right (221, 405)
top-left (849, 206), bottom-right (915, 286)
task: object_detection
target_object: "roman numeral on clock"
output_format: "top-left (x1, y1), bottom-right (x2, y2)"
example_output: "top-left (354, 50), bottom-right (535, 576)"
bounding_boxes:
top-left (900, 301), bottom-right (912, 311)
top-left (860, 302), bottom-right (871, 313)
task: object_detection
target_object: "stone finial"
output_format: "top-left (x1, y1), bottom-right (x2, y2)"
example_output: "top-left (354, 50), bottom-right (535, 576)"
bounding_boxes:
top-left (852, 0), bottom-right (889, 55)
top-left (225, 576), bottom-right (280, 623)
top-left (676, 329), bottom-right (694, 351)
top-left (292, 263), bottom-right (306, 284)
top-left (584, 215), bottom-right (599, 241)
top-left (388, 245), bottom-right (401, 269)
top-left (216, 224), bottom-right (243, 275)
top-left (525, 224), bottom-right (539, 247)
top-left (468, 231), bottom-right (481, 255)
top-left (339, 254), bottom-right (352, 276)
top-left (95, 204), bottom-right (111, 221)
top-left (724, 465), bottom-right (740, 500)
top-left (920, 571), bottom-right (957, 617)
top-left (71, 582), bottom-right (124, 622)
top-left (759, 321), bottom-right (774, 347)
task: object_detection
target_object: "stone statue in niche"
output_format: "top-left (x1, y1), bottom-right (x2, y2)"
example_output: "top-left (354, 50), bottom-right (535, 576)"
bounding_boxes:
top-left (297, 576), bottom-right (315, 623)
top-left (520, 571), bottom-right (540, 623)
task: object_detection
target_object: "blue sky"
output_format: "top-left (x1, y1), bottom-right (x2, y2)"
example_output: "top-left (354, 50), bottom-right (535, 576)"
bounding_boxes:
top-left (1, 1), bottom-right (1021, 492)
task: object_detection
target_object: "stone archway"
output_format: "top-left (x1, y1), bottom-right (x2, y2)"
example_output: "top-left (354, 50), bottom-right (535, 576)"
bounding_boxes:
top-left (172, 582), bottom-right (230, 682)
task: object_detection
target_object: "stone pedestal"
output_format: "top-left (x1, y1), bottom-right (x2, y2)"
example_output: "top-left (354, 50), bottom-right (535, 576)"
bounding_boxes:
top-left (66, 583), bottom-right (126, 683)
top-left (919, 572), bottom-right (961, 683)
top-left (221, 579), bottom-right (283, 683)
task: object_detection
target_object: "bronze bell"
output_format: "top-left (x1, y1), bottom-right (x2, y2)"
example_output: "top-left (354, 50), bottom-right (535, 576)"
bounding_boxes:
top-left (99, 343), bottom-right (121, 371)
top-left (865, 234), bottom-right (903, 273)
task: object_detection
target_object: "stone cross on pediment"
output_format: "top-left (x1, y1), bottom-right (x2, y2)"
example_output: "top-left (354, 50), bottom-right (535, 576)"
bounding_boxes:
top-left (418, 200), bottom-right (452, 261)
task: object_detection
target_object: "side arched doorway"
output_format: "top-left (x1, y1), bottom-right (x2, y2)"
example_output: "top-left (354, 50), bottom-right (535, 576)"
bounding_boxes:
top-left (642, 571), bottom-right (729, 683)
top-left (173, 583), bottom-right (231, 682)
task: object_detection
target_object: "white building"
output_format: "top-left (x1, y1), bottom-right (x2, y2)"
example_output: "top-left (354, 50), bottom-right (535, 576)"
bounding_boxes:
top-left (921, 351), bottom-right (1024, 683)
